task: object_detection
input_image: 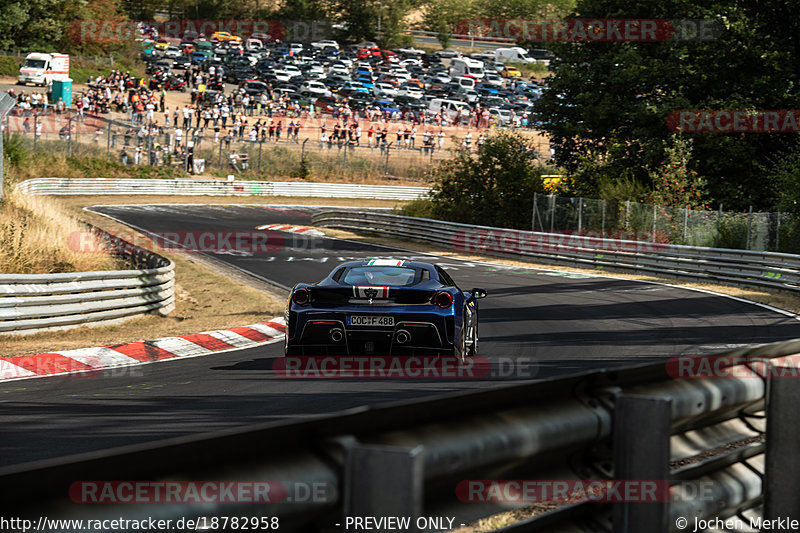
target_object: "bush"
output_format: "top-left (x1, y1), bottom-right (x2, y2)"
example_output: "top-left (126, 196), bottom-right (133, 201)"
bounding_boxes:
top-left (418, 131), bottom-right (545, 229)
top-left (400, 198), bottom-right (434, 219)
top-left (0, 56), bottom-right (22, 77)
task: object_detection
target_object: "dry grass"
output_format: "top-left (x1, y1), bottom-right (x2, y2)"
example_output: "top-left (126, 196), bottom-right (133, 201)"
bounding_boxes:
top-left (0, 188), bottom-right (123, 274)
top-left (450, 504), bottom-right (563, 533)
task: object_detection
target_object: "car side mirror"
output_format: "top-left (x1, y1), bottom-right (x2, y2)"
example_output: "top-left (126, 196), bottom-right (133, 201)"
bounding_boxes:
top-left (471, 288), bottom-right (487, 299)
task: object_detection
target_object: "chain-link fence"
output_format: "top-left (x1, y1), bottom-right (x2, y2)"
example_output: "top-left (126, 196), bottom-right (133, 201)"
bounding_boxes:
top-left (532, 193), bottom-right (799, 252)
top-left (3, 109), bottom-right (473, 182)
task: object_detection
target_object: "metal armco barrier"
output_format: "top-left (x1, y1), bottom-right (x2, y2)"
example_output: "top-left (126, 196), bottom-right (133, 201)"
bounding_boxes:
top-left (16, 177), bottom-right (430, 200)
top-left (4, 340), bottom-right (800, 532)
top-left (312, 210), bottom-right (800, 294)
top-left (0, 230), bottom-right (174, 334)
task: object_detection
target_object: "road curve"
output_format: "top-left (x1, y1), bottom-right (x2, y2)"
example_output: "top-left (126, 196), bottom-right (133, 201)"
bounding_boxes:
top-left (1, 203), bottom-right (798, 467)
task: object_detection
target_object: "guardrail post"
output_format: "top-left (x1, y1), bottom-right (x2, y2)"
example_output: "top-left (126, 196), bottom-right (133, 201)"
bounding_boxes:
top-left (625, 200), bottom-right (631, 229)
top-left (683, 207), bottom-right (689, 243)
top-left (652, 204), bottom-right (657, 242)
top-left (613, 394), bottom-right (671, 533)
top-left (601, 200), bottom-right (606, 234)
top-left (550, 194), bottom-right (556, 232)
top-left (532, 192), bottom-right (537, 231)
top-left (746, 206), bottom-right (753, 250)
top-left (67, 114), bottom-right (73, 156)
top-left (764, 363), bottom-right (800, 521)
top-left (343, 441), bottom-right (424, 520)
top-left (578, 197), bottom-right (583, 232)
top-left (776, 211), bottom-right (781, 251)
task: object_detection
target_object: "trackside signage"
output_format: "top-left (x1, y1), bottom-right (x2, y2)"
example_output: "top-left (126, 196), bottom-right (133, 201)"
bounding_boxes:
top-left (452, 229), bottom-right (669, 254)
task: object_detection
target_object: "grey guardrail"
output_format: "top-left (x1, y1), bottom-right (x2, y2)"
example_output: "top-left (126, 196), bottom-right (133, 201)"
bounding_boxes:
top-left (312, 210), bottom-right (800, 294)
top-left (4, 339), bottom-right (800, 532)
top-left (16, 178), bottom-right (430, 200)
top-left (0, 231), bottom-right (174, 334)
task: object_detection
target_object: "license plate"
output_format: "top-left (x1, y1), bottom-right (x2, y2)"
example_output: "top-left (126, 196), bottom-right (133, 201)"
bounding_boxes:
top-left (347, 315), bottom-right (394, 327)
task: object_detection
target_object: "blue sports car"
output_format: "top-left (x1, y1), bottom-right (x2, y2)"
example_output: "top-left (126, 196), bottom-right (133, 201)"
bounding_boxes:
top-left (284, 259), bottom-right (487, 358)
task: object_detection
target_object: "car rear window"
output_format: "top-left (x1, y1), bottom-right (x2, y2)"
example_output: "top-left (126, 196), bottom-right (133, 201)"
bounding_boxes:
top-left (343, 266), bottom-right (419, 286)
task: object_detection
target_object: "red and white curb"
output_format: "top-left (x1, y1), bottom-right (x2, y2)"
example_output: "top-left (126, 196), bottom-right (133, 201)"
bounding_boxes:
top-left (0, 317), bottom-right (285, 381)
top-left (256, 224), bottom-right (325, 236)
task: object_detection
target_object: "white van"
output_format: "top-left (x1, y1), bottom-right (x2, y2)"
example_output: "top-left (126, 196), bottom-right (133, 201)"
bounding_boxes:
top-left (429, 98), bottom-right (471, 122)
top-left (494, 47), bottom-right (535, 64)
top-left (450, 58), bottom-right (484, 80)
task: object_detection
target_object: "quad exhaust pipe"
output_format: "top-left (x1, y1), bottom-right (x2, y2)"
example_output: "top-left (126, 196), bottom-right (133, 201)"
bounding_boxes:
top-left (329, 328), bottom-right (344, 343)
top-left (395, 329), bottom-right (411, 345)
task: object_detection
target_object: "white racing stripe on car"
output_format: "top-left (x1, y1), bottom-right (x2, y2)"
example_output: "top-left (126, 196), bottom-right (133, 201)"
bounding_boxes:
top-left (0, 360), bottom-right (37, 379)
top-left (58, 347), bottom-right (140, 368)
top-left (367, 259), bottom-right (405, 266)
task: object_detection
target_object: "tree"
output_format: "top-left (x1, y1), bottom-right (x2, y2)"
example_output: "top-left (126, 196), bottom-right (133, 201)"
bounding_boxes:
top-left (435, 20), bottom-right (451, 49)
top-left (422, 0), bottom-right (473, 33)
top-left (423, 131), bottom-right (544, 229)
top-left (647, 135), bottom-right (707, 209)
top-left (473, 0), bottom-right (573, 19)
top-left (331, 0), bottom-right (380, 42)
top-left (533, 0), bottom-right (800, 211)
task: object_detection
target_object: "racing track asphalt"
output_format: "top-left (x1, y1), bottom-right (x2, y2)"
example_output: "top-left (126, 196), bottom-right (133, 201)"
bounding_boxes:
top-left (2, 203), bottom-right (800, 467)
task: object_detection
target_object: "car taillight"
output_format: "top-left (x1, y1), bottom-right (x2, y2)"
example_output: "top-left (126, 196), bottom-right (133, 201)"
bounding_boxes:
top-left (435, 291), bottom-right (453, 308)
top-left (292, 288), bottom-right (310, 305)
